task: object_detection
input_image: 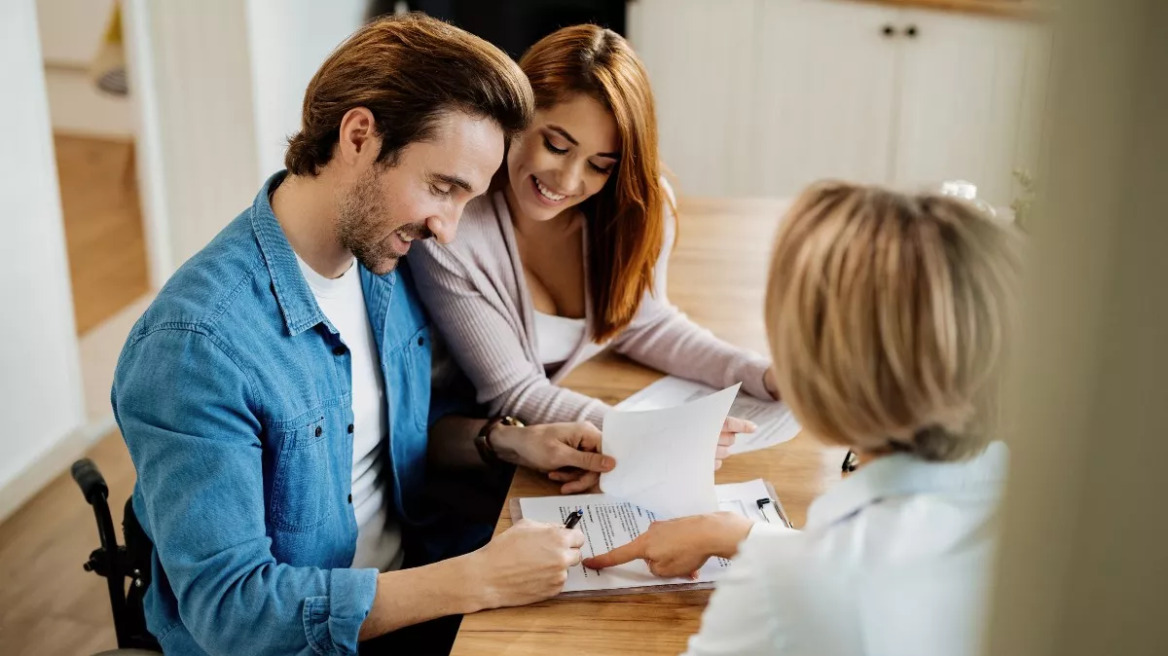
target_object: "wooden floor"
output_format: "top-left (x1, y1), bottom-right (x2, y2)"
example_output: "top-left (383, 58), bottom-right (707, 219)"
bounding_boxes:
top-left (0, 431), bottom-right (133, 655)
top-left (56, 134), bottom-right (150, 335)
top-left (0, 196), bottom-right (792, 655)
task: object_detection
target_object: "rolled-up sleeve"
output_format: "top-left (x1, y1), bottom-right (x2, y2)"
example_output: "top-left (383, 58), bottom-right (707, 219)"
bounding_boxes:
top-left (302, 569), bottom-right (379, 655)
top-left (114, 327), bottom-right (377, 656)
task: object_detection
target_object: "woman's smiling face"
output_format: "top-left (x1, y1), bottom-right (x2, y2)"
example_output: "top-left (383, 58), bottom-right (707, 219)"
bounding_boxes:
top-left (505, 93), bottom-right (621, 222)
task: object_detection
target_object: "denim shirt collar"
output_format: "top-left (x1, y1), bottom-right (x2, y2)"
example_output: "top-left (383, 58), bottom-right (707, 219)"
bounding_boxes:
top-left (807, 441), bottom-right (1009, 529)
top-left (250, 170), bottom-right (397, 337)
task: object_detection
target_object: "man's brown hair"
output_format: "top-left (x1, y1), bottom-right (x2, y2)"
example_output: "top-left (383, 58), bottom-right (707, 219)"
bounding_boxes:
top-left (285, 13), bottom-right (533, 175)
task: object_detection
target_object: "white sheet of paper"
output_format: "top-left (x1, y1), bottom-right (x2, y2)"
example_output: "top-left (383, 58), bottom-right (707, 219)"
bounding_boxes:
top-left (518, 479), bottom-right (777, 593)
top-left (600, 384), bottom-right (740, 518)
top-left (617, 376), bottom-right (801, 454)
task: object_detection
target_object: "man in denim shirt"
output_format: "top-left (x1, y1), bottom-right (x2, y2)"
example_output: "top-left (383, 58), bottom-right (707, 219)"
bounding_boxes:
top-left (112, 16), bottom-right (614, 655)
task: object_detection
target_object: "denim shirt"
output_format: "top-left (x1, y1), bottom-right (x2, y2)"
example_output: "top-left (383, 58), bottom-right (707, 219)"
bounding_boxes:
top-left (112, 172), bottom-right (433, 656)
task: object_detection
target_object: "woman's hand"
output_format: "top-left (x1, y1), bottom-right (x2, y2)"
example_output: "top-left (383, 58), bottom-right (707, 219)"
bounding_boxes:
top-left (764, 365), bottom-right (780, 401)
top-left (581, 512), bottom-right (755, 579)
top-left (717, 417), bottom-right (756, 470)
top-left (490, 422), bottom-right (615, 494)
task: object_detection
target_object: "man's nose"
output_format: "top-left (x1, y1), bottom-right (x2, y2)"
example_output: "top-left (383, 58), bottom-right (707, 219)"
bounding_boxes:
top-left (426, 210), bottom-right (459, 245)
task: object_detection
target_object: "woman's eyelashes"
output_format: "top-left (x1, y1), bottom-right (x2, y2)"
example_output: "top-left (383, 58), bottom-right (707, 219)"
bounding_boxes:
top-left (542, 136), bottom-right (568, 155)
top-left (541, 137), bottom-right (615, 175)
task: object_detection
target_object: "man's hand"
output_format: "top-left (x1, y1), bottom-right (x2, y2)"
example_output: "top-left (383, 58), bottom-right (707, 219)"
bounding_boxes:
top-left (466, 519), bottom-right (584, 608)
top-left (491, 422), bottom-right (615, 494)
top-left (581, 512), bottom-right (755, 579)
top-left (360, 519), bottom-right (583, 639)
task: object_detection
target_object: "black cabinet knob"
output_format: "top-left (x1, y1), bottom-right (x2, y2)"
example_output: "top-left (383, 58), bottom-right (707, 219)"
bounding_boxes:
top-left (881, 24), bottom-right (896, 37)
top-left (906, 25), bottom-right (918, 38)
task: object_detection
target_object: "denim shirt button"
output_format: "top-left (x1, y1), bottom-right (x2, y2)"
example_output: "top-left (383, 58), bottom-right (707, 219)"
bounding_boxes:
top-left (347, 494), bottom-right (353, 504)
top-left (314, 426), bottom-right (322, 437)
top-left (417, 336), bottom-right (425, 346)
top-left (332, 345), bottom-right (347, 356)
top-left (347, 424), bottom-right (354, 434)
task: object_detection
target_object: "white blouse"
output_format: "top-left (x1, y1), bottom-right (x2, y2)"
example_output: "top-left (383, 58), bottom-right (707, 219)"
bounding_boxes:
top-left (684, 442), bottom-right (1009, 656)
top-left (533, 310), bottom-right (587, 367)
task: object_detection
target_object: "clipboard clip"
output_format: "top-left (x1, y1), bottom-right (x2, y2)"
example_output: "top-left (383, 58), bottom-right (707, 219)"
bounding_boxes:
top-left (756, 497), bottom-right (792, 528)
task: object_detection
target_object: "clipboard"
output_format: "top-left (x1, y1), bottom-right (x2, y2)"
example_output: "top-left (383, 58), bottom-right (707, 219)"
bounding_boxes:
top-left (508, 480), bottom-right (791, 599)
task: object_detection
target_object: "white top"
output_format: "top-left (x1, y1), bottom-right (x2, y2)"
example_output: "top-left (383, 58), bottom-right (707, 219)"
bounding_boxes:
top-left (296, 254), bottom-right (403, 571)
top-left (533, 310), bottom-right (588, 366)
top-left (684, 442), bottom-right (1009, 656)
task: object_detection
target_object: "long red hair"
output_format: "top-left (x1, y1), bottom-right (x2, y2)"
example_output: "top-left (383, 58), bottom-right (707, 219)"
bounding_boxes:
top-left (519, 25), bottom-right (669, 342)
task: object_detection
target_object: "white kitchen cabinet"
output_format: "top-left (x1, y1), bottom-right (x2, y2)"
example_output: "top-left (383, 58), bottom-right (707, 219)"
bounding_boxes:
top-left (892, 8), bottom-right (1040, 203)
top-left (750, 0), bottom-right (902, 196)
top-left (627, 0), bottom-right (760, 197)
top-left (628, 0), bottom-right (1050, 205)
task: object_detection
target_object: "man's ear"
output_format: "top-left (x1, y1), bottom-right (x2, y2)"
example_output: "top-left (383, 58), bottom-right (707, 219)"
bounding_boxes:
top-left (336, 107), bottom-right (380, 166)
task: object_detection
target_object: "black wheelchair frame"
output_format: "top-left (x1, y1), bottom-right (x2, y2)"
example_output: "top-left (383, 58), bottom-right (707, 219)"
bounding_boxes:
top-left (71, 458), bottom-right (161, 652)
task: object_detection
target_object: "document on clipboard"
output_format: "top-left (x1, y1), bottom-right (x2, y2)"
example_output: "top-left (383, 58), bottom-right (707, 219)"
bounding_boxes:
top-left (512, 479), bottom-right (792, 598)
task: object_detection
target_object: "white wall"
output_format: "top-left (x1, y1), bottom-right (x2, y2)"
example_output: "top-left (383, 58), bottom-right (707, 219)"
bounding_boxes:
top-left (125, 0), bottom-right (365, 277)
top-left (124, 0), bottom-right (261, 272)
top-left (36, 0), bottom-right (134, 139)
top-left (246, 0), bottom-right (367, 180)
top-left (35, 0), bottom-right (116, 66)
top-left (0, 1), bottom-right (396, 518)
top-left (43, 67), bottom-right (134, 138)
top-left (0, 0), bottom-right (86, 514)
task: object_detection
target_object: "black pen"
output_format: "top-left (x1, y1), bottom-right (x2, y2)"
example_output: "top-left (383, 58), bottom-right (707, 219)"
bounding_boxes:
top-left (564, 508), bottom-right (584, 530)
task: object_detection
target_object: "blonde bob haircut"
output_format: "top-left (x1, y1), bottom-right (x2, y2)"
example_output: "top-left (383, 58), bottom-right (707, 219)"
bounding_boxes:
top-left (765, 181), bottom-right (1021, 462)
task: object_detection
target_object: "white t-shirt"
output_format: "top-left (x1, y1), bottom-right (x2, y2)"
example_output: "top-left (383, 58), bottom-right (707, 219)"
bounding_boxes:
top-left (296, 254), bottom-right (403, 571)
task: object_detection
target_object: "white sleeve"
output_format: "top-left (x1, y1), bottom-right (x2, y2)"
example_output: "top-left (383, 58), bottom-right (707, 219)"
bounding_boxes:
top-left (682, 524), bottom-right (800, 656)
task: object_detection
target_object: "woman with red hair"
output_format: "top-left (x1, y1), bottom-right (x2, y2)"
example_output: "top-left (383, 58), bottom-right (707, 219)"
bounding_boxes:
top-left (411, 26), bottom-right (778, 489)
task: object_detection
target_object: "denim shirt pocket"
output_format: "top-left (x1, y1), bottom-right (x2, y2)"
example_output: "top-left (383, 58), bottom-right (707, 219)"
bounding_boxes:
top-left (270, 409), bottom-right (336, 532)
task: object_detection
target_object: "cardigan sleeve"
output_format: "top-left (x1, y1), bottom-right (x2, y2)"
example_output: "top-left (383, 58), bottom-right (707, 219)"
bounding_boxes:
top-left (610, 178), bottom-right (773, 400)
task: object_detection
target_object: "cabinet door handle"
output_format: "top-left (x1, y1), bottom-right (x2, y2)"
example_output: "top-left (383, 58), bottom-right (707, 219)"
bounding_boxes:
top-left (906, 25), bottom-right (919, 38)
top-left (881, 24), bottom-right (897, 38)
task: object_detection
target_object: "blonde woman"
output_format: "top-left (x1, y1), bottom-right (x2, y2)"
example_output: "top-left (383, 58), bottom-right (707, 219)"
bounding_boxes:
top-left (585, 182), bottom-right (1021, 656)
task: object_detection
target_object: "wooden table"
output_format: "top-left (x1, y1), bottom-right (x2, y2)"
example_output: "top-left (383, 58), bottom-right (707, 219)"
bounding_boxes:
top-left (450, 198), bottom-right (844, 655)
